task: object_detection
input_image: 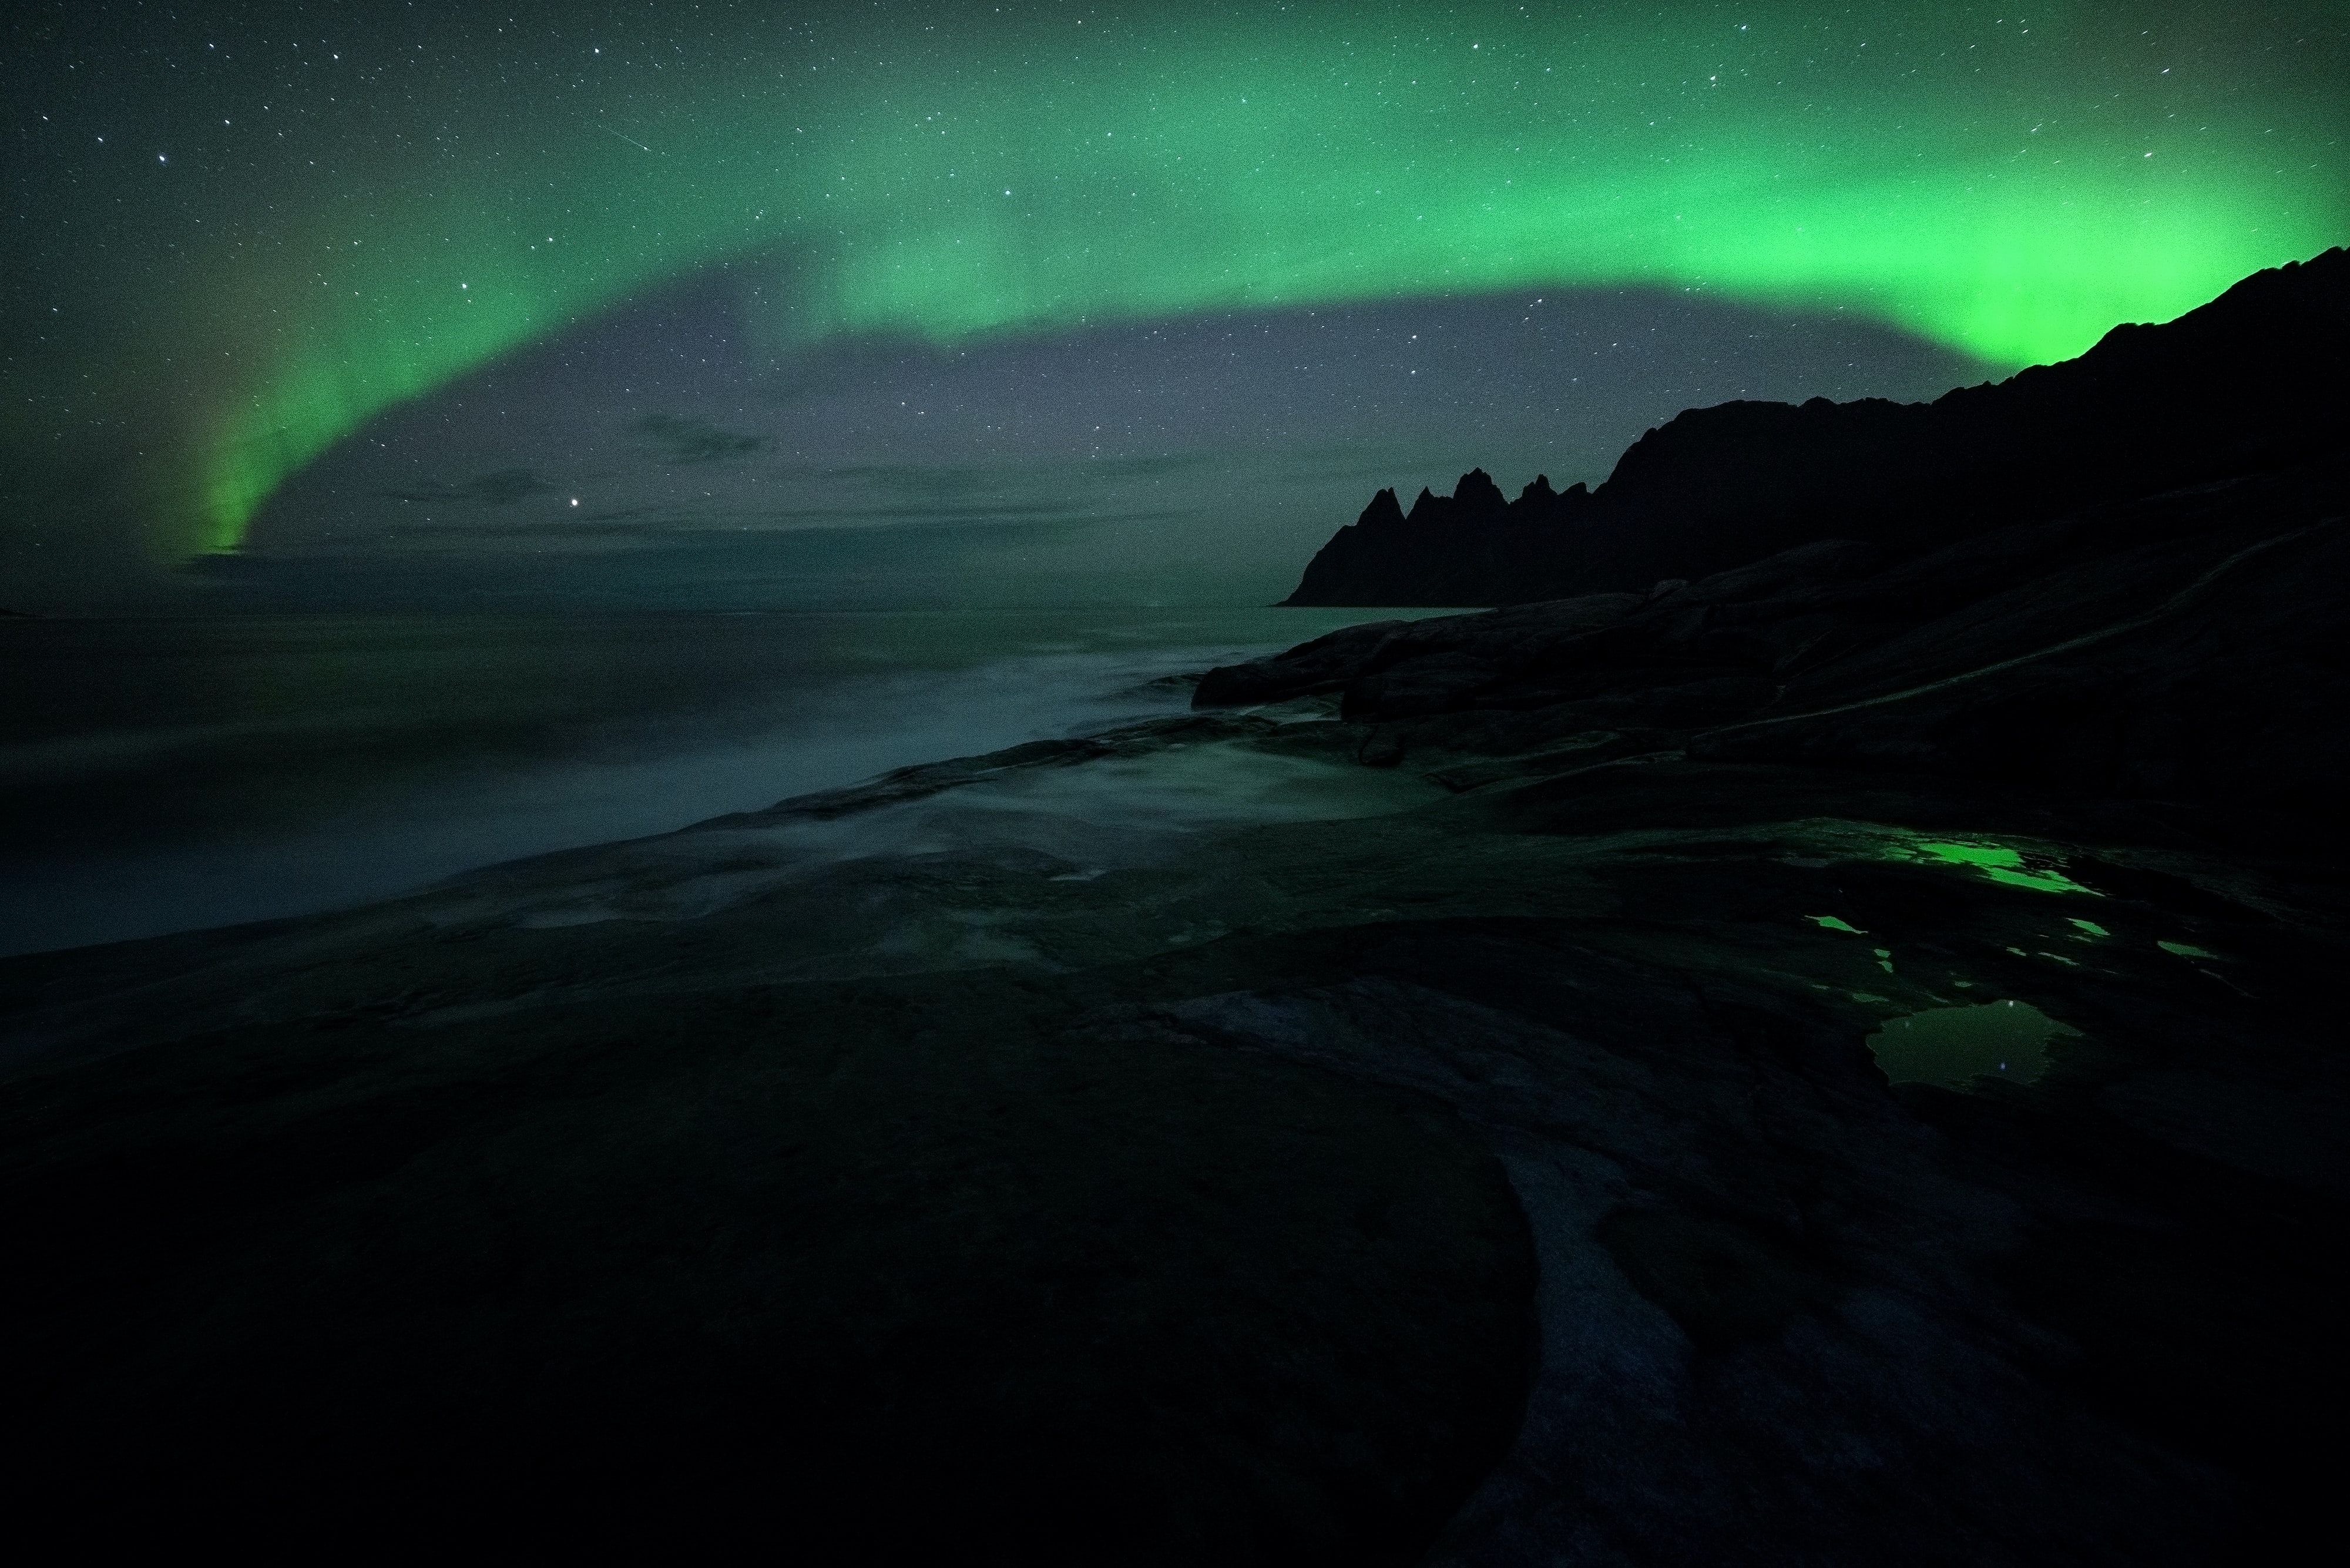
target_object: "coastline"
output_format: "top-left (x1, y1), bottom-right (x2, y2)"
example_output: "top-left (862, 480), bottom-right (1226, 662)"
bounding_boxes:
top-left (0, 604), bottom-right (1443, 957)
top-left (5, 477), bottom-right (2343, 1553)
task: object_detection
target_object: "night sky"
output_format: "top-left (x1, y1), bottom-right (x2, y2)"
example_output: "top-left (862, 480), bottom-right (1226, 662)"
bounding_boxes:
top-left (5, 1), bottom-right (2344, 606)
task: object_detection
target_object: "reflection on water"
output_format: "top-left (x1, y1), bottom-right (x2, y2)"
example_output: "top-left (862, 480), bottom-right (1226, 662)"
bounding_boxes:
top-left (1892, 839), bottom-right (2100, 896)
top-left (1868, 998), bottom-right (2077, 1089)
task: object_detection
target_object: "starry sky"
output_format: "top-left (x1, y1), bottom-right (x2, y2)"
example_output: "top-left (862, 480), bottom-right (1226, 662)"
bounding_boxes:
top-left (5, 1), bottom-right (2344, 606)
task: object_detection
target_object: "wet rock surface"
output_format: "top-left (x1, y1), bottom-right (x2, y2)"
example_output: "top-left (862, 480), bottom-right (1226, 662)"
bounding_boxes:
top-left (8, 722), bottom-right (2345, 1564)
top-left (1186, 441), bottom-right (2350, 1563)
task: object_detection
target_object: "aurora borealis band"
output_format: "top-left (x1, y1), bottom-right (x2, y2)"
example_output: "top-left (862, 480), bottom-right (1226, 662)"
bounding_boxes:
top-left (5, 1), bottom-right (2346, 569)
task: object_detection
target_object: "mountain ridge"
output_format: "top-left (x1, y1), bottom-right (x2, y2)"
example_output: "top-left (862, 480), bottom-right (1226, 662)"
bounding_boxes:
top-left (1284, 247), bottom-right (2350, 606)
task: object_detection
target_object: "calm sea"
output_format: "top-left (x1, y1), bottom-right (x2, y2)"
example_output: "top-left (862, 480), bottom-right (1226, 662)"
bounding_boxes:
top-left (0, 606), bottom-right (1409, 957)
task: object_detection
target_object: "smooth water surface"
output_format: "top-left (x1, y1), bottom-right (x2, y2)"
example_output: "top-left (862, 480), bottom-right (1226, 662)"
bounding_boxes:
top-left (0, 606), bottom-right (1420, 955)
top-left (1868, 999), bottom-right (2077, 1089)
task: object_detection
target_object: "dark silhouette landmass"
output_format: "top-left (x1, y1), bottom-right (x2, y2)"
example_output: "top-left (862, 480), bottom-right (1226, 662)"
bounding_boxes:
top-left (1199, 454), bottom-right (2349, 812)
top-left (1285, 247), bottom-right (2349, 606)
top-left (4, 252), bottom-right (2346, 1562)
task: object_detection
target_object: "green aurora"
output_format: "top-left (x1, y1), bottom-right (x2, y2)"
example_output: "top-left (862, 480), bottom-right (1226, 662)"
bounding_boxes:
top-left (8, 1), bottom-right (2345, 560)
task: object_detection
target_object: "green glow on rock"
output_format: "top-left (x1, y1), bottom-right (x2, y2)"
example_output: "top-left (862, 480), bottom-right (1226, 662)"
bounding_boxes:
top-left (24, 4), bottom-right (2341, 556)
top-left (1810, 915), bottom-right (1866, 934)
top-left (2158, 940), bottom-right (2223, 961)
top-left (1903, 841), bottom-right (2099, 895)
top-left (2068, 918), bottom-right (2111, 938)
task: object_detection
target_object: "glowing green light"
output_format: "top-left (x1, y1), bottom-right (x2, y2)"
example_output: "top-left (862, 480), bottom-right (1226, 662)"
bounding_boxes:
top-left (1810, 915), bottom-right (1866, 934)
top-left (1904, 841), bottom-right (2098, 895)
top-left (2068, 918), bottom-right (2111, 938)
top-left (31, 4), bottom-right (2340, 557)
top-left (2158, 940), bottom-right (2223, 961)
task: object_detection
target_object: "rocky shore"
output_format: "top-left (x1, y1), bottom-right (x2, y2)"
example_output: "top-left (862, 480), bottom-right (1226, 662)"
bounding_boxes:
top-left (4, 259), bottom-right (2346, 1562)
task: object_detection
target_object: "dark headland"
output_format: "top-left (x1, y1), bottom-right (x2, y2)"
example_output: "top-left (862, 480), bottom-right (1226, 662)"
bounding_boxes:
top-left (5, 251), bottom-right (2346, 1563)
top-left (1283, 247), bottom-right (2348, 607)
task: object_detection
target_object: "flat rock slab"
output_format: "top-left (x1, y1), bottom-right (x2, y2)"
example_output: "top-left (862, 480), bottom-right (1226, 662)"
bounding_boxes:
top-left (2, 967), bottom-right (1533, 1560)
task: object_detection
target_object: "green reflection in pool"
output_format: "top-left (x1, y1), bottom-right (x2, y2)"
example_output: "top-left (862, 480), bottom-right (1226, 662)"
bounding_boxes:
top-left (1890, 839), bottom-right (2099, 895)
top-left (1868, 998), bottom-right (2079, 1090)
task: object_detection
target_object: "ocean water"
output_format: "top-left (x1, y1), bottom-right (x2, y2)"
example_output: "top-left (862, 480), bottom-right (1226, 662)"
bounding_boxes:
top-left (0, 606), bottom-right (1414, 958)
